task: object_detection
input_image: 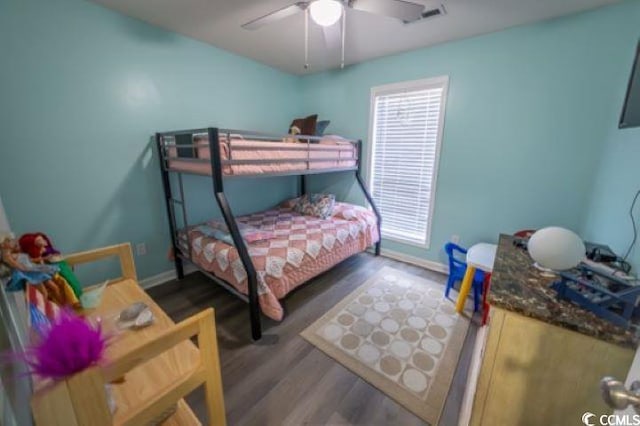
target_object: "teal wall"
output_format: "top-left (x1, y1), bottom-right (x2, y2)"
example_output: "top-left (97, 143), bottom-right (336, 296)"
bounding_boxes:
top-left (584, 126), bottom-right (640, 274)
top-left (580, 2), bottom-right (640, 275)
top-left (1, 0), bottom-right (638, 281)
top-left (300, 1), bottom-right (640, 266)
top-left (0, 0), bottom-right (301, 281)
top-left (583, 121), bottom-right (640, 273)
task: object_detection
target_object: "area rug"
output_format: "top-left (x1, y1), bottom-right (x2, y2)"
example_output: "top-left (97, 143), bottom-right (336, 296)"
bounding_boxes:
top-left (301, 266), bottom-right (470, 425)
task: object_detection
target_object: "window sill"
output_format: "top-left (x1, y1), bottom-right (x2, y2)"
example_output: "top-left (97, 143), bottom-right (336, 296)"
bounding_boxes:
top-left (382, 234), bottom-right (431, 250)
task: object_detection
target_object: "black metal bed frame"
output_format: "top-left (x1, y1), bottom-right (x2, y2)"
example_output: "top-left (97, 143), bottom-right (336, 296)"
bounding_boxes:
top-left (156, 127), bottom-right (381, 340)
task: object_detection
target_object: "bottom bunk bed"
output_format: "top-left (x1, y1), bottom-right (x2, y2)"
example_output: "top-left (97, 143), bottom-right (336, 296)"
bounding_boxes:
top-left (177, 199), bottom-right (380, 322)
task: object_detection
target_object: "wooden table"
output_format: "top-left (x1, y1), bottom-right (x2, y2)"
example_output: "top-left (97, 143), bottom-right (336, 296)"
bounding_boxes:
top-left (89, 278), bottom-right (201, 425)
top-left (30, 243), bottom-right (226, 426)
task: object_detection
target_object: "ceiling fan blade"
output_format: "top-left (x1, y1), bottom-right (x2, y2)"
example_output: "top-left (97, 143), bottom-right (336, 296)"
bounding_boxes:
top-left (242, 2), bottom-right (307, 30)
top-left (349, 0), bottom-right (425, 23)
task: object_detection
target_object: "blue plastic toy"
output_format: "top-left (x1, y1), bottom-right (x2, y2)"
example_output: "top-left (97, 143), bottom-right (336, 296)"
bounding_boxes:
top-left (444, 242), bottom-right (486, 312)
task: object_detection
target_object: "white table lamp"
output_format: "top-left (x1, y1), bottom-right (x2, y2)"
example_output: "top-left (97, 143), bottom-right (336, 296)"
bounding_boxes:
top-left (527, 226), bottom-right (585, 271)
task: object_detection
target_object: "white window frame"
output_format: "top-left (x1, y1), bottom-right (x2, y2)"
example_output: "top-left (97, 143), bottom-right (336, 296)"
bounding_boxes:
top-left (366, 76), bottom-right (449, 249)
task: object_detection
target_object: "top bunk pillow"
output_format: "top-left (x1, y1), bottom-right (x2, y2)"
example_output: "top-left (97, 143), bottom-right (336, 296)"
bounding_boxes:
top-left (320, 135), bottom-right (353, 145)
top-left (294, 194), bottom-right (336, 219)
top-left (315, 120), bottom-right (331, 136)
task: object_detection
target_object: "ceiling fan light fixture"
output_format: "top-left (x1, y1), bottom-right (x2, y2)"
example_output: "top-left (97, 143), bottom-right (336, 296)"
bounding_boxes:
top-left (309, 0), bottom-right (343, 27)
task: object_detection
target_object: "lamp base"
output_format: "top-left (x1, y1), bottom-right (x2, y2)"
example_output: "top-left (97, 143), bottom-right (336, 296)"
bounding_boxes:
top-left (533, 262), bottom-right (557, 278)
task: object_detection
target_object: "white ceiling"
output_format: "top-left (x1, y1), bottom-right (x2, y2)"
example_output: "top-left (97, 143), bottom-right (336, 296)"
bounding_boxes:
top-left (91, 0), bottom-right (620, 74)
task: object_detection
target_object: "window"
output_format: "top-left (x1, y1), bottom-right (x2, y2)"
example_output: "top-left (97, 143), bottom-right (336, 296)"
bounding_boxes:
top-left (368, 76), bottom-right (448, 247)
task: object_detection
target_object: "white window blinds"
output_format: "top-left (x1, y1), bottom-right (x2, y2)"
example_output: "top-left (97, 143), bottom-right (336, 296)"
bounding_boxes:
top-left (369, 77), bottom-right (448, 247)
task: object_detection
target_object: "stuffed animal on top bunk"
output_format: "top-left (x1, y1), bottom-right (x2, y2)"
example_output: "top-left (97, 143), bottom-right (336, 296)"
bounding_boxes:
top-left (0, 232), bottom-right (81, 309)
top-left (284, 125), bottom-right (302, 143)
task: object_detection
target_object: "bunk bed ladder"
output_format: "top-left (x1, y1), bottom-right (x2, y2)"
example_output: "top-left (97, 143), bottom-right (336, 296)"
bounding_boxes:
top-left (208, 128), bottom-right (262, 341)
top-left (156, 133), bottom-right (185, 279)
top-left (355, 139), bottom-right (382, 256)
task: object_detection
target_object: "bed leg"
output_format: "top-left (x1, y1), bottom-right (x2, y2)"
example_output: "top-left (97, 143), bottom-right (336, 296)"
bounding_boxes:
top-left (250, 312), bottom-right (262, 341)
top-left (175, 256), bottom-right (185, 280)
top-left (249, 279), bottom-right (262, 341)
top-left (300, 175), bottom-right (307, 197)
top-left (354, 164), bottom-right (382, 258)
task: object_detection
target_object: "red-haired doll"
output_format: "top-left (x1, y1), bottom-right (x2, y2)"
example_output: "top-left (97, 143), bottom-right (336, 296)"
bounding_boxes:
top-left (18, 233), bottom-right (82, 307)
top-left (2, 233), bottom-right (59, 301)
top-left (19, 233), bottom-right (61, 263)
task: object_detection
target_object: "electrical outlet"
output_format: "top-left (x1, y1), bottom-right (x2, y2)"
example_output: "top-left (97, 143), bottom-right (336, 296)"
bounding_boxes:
top-left (136, 242), bottom-right (147, 256)
top-left (451, 234), bottom-right (460, 244)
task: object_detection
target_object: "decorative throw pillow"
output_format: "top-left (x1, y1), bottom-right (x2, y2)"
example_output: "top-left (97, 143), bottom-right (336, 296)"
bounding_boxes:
top-left (315, 120), bottom-right (331, 136)
top-left (294, 194), bottom-right (336, 219)
top-left (332, 202), bottom-right (375, 225)
top-left (289, 114), bottom-right (318, 136)
top-left (194, 225), bottom-right (232, 244)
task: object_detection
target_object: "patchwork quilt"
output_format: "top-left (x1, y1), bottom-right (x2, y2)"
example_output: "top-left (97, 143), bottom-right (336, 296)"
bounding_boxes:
top-left (187, 202), bottom-right (379, 321)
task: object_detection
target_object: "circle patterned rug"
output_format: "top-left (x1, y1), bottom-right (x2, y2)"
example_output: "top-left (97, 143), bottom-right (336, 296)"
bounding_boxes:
top-left (301, 266), bottom-right (471, 425)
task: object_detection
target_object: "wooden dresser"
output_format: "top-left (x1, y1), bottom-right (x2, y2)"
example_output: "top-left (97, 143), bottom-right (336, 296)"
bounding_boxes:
top-left (465, 235), bottom-right (637, 425)
top-left (29, 243), bottom-right (226, 426)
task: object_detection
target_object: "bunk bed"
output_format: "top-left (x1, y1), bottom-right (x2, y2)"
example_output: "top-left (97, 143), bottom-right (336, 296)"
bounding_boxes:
top-left (156, 128), bottom-right (381, 340)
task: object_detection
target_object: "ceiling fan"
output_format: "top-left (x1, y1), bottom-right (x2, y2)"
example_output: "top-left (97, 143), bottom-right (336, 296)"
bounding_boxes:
top-left (242, 0), bottom-right (434, 70)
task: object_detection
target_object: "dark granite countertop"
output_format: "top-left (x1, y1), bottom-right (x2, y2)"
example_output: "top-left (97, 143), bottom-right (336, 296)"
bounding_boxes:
top-left (489, 234), bottom-right (639, 349)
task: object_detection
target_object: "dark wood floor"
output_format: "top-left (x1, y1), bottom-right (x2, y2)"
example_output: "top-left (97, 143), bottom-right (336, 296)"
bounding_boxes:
top-left (148, 253), bottom-right (478, 426)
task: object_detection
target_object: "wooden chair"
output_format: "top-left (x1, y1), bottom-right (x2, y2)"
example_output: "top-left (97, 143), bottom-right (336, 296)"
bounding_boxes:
top-left (30, 243), bottom-right (226, 426)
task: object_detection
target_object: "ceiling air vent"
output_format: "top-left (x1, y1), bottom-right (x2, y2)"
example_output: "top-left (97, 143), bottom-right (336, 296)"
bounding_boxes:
top-left (421, 5), bottom-right (445, 19)
top-left (405, 4), bottom-right (446, 24)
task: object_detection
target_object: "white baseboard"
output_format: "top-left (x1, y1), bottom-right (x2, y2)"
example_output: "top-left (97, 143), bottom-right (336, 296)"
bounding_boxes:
top-left (376, 248), bottom-right (449, 274)
top-left (141, 250), bottom-right (448, 290)
top-left (459, 324), bottom-right (489, 426)
top-left (139, 263), bottom-right (197, 290)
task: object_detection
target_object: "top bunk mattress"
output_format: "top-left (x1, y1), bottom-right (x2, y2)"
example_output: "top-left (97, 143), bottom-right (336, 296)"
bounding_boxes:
top-left (166, 136), bottom-right (357, 176)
